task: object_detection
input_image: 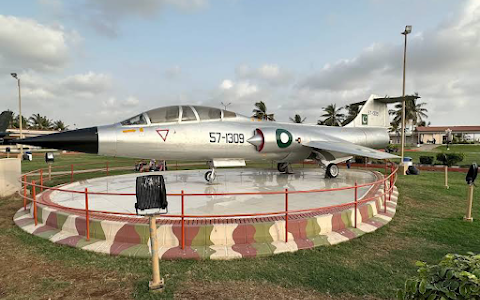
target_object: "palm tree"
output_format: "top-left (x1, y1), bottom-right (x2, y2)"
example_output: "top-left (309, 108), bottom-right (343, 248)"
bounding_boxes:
top-left (29, 114), bottom-right (43, 129)
top-left (319, 104), bottom-right (345, 126)
top-left (53, 120), bottom-right (68, 131)
top-left (389, 122), bottom-right (401, 142)
top-left (289, 114), bottom-right (306, 123)
top-left (390, 95), bottom-right (428, 127)
top-left (29, 114), bottom-right (53, 130)
top-left (342, 103), bottom-right (361, 126)
top-left (252, 101), bottom-right (275, 121)
top-left (10, 113), bottom-right (28, 129)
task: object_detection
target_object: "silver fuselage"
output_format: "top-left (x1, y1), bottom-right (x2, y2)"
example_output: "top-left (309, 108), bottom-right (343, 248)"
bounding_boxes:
top-left (97, 116), bottom-right (389, 163)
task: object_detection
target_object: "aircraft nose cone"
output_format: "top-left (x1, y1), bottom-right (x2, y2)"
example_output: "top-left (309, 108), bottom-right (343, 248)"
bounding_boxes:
top-left (247, 129), bottom-right (265, 151)
top-left (15, 127), bottom-right (98, 154)
top-left (247, 135), bottom-right (263, 147)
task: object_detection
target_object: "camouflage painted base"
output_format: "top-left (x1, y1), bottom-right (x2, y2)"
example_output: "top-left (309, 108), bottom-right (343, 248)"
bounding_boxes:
top-left (14, 172), bottom-right (398, 260)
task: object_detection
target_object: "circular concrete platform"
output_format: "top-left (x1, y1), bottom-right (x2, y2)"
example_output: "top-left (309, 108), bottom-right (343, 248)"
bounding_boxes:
top-left (14, 168), bottom-right (399, 260)
top-left (47, 169), bottom-right (377, 216)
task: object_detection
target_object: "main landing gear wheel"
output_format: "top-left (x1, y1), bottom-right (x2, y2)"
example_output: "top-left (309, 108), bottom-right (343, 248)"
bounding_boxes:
top-left (326, 163), bottom-right (339, 178)
top-left (277, 162), bottom-right (289, 173)
top-left (204, 170), bottom-right (216, 184)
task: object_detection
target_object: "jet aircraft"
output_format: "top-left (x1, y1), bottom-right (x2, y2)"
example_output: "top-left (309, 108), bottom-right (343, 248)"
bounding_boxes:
top-left (17, 95), bottom-right (403, 183)
top-left (0, 111), bottom-right (13, 144)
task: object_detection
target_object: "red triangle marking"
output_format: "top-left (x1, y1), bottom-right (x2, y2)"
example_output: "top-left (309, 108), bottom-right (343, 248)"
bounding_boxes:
top-left (156, 129), bottom-right (169, 142)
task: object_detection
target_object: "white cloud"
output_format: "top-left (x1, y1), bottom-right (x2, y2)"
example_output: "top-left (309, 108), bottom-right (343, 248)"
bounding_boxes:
top-left (236, 64), bottom-right (293, 86)
top-left (217, 80), bottom-right (259, 101)
top-left (60, 72), bottom-right (112, 94)
top-left (0, 15), bottom-right (74, 72)
top-left (123, 96), bottom-right (140, 107)
top-left (55, 0), bottom-right (208, 37)
top-left (219, 79), bottom-right (234, 90)
top-left (296, 0), bottom-right (480, 125)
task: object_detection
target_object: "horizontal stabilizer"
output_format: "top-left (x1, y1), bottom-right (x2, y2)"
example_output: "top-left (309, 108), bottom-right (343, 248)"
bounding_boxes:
top-left (304, 140), bottom-right (399, 160)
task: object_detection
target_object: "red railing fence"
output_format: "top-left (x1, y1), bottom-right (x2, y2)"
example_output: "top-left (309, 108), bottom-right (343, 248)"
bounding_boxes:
top-left (18, 161), bottom-right (398, 248)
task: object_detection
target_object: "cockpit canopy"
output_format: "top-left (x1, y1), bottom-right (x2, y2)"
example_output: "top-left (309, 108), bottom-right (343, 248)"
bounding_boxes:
top-left (121, 105), bottom-right (239, 126)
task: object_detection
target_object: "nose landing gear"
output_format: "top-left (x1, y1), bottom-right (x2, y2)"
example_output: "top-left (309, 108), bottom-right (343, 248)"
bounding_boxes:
top-left (204, 169), bottom-right (216, 184)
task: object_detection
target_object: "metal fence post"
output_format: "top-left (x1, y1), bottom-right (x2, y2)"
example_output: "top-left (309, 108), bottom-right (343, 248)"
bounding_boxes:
top-left (181, 190), bottom-right (185, 250)
top-left (23, 175), bottom-right (27, 210)
top-left (32, 180), bottom-right (37, 226)
top-left (106, 161), bottom-right (109, 176)
top-left (85, 188), bottom-right (90, 241)
top-left (71, 164), bottom-right (74, 183)
top-left (389, 165), bottom-right (393, 201)
top-left (285, 188), bottom-right (289, 243)
top-left (354, 181), bottom-right (358, 228)
top-left (383, 177), bottom-right (387, 213)
top-left (40, 169), bottom-right (43, 193)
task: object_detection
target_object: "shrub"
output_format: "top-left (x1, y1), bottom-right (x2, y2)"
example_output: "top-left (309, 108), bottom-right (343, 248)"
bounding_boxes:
top-left (419, 156), bottom-right (434, 165)
top-left (354, 156), bottom-right (366, 164)
top-left (386, 144), bottom-right (399, 153)
top-left (436, 153), bottom-right (465, 167)
top-left (398, 253), bottom-right (480, 300)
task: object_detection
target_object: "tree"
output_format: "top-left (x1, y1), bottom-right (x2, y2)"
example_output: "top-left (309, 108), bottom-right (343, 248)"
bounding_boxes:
top-left (289, 114), bottom-right (306, 123)
top-left (342, 103), bottom-right (361, 126)
top-left (10, 113), bottom-right (28, 129)
top-left (389, 122), bottom-right (401, 142)
top-left (29, 114), bottom-right (53, 130)
top-left (319, 104), bottom-right (344, 126)
top-left (390, 95), bottom-right (428, 127)
top-left (252, 101), bottom-right (275, 121)
top-left (53, 120), bottom-right (68, 131)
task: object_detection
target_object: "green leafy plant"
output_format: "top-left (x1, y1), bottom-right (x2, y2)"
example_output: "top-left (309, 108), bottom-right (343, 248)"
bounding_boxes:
top-left (419, 156), bottom-right (434, 165)
top-left (354, 156), bottom-right (366, 164)
top-left (398, 253), bottom-right (480, 300)
top-left (436, 153), bottom-right (465, 167)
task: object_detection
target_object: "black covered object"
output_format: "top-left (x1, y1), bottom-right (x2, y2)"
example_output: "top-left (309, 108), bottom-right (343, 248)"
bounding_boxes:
top-left (466, 163), bottom-right (478, 185)
top-left (135, 175), bottom-right (168, 214)
top-left (406, 165), bottom-right (420, 175)
top-left (45, 152), bottom-right (54, 163)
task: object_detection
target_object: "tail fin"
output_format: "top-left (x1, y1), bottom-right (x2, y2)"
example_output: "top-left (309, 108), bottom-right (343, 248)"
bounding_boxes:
top-left (0, 111), bottom-right (13, 132)
top-left (344, 94), bottom-right (391, 128)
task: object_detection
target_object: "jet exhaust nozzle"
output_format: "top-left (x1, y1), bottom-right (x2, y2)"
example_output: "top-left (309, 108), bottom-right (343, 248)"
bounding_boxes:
top-left (14, 127), bottom-right (99, 154)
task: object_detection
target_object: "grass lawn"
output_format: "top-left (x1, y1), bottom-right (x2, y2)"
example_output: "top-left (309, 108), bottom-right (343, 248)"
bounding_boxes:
top-left (1, 153), bottom-right (479, 299)
top-left (405, 144), bottom-right (480, 167)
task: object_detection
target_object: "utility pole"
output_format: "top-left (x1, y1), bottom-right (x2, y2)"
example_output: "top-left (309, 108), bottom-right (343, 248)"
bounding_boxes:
top-left (400, 25), bottom-right (412, 175)
top-left (11, 73), bottom-right (23, 156)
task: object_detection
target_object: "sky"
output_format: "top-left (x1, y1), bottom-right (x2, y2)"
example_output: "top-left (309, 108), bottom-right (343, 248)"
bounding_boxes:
top-left (0, 0), bottom-right (478, 128)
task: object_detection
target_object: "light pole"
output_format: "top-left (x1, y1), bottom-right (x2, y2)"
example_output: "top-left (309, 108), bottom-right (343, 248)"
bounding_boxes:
top-left (221, 102), bottom-right (231, 110)
top-left (400, 25), bottom-right (412, 174)
top-left (11, 73), bottom-right (23, 156)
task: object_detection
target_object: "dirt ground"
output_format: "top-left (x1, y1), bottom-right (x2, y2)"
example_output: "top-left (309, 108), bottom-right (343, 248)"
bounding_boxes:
top-left (174, 281), bottom-right (381, 300)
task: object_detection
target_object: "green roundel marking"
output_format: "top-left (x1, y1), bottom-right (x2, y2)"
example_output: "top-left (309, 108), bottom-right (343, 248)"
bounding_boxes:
top-left (276, 129), bottom-right (293, 148)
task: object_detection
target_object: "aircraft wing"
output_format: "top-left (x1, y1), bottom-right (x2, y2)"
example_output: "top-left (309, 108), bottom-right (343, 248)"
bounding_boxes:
top-left (304, 140), bottom-right (400, 160)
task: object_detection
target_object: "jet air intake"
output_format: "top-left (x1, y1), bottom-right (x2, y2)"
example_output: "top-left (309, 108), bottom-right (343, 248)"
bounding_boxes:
top-left (247, 128), bottom-right (295, 153)
top-left (15, 127), bottom-right (99, 154)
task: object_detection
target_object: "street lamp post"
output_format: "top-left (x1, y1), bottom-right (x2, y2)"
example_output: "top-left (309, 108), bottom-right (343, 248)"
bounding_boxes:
top-left (221, 102), bottom-right (231, 110)
top-left (11, 73), bottom-right (23, 156)
top-left (400, 25), bottom-right (412, 175)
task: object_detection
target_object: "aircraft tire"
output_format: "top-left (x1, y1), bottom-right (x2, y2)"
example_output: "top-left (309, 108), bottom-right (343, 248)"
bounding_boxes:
top-left (205, 170), bottom-right (216, 183)
top-left (277, 162), bottom-right (289, 173)
top-left (326, 163), bottom-right (339, 178)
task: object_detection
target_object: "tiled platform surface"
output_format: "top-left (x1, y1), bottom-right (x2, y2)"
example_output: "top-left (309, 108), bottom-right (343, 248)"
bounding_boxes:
top-left (14, 169), bottom-right (398, 260)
